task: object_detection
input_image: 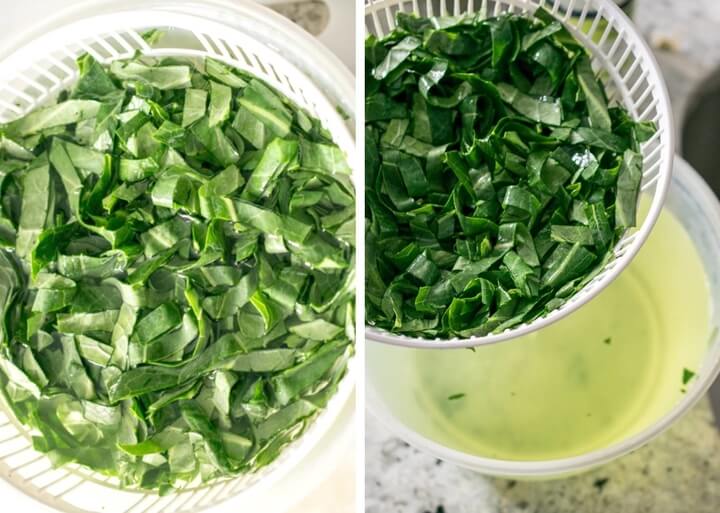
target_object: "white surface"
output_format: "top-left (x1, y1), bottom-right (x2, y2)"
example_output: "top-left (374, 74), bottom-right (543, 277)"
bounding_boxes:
top-left (0, 1), bottom-right (356, 513)
top-left (364, 0), bottom-right (674, 348)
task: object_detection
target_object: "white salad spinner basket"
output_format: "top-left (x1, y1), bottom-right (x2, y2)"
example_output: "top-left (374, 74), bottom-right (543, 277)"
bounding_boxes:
top-left (0, 1), bottom-right (356, 513)
top-left (365, 0), bottom-right (673, 348)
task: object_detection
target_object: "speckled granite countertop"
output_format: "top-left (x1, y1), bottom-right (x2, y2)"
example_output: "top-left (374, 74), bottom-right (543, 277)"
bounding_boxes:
top-left (365, 1), bottom-right (720, 511)
top-left (366, 396), bottom-right (720, 513)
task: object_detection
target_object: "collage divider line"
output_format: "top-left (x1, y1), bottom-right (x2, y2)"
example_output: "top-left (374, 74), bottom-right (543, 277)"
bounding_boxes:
top-left (354, 1), bottom-right (367, 512)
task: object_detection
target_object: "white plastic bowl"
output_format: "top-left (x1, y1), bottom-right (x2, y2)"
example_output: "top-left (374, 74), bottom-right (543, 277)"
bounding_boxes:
top-left (367, 155), bottom-right (720, 478)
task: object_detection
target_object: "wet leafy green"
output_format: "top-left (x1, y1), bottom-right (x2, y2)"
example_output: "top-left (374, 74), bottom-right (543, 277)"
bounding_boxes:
top-left (366, 11), bottom-right (653, 338)
top-left (0, 49), bottom-right (354, 492)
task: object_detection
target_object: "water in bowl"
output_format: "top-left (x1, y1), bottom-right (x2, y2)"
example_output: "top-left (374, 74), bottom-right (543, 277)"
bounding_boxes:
top-left (367, 198), bottom-right (710, 461)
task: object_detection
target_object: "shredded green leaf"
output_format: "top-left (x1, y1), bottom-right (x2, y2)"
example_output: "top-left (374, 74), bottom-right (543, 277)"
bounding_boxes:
top-left (365, 10), bottom-right (654, 338)
top-left (0, 51), bottom-right (354, 492)
top-left (682, 368), bottom-right (696, 386)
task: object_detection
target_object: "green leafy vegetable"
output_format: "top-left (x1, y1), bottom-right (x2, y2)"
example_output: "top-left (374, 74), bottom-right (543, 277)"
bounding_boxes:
top-left (682, 368), bottom-right (696, 386)
top-left (366, 10), bottom-right (654, 338)
top-left (0, 48), bottom-right (354, 492)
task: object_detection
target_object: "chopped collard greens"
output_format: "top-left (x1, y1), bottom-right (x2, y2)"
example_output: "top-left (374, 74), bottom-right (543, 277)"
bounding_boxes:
top-left (365, 10), bottom-right (655, 338)
top-left (0, 49), bottom-right (354, 492)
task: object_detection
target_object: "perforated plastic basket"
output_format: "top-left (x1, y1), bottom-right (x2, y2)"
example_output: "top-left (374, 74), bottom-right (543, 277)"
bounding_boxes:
top-left (0, 2), bottom-right (356, 513)
top-left (365, 0), bottom-right (673, 348)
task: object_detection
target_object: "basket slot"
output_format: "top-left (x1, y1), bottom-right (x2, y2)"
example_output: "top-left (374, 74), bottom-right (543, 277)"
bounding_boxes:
top-left (177, 486), bottom-right (213, 512)
top-left (368, 8), bottom-right (383, 37)
top-left (275, 68), bottom-right (299, 97)
top-left (153, 491), bottom-right (188, 513)
top-left (616, 232), bottom-right (638, 252)
top-left (17, 459), bottom-right (55, 482)
top-left (226, 472), bottom-right (254, 494)
top-left (595, 16), bottom-right (616, 49)
top-left (641, 172), bottom-right (661, 193)
top-left (194, 32), bottom-right (218, 58)
top-left (125, 494), bottom-right (163, 513)
top-left (632, 81), bottom-right (653, 112)
top-left (60, 46), bottom-right (83, 69)
top-left (605, 28), bottom-right (626, 64)
top-left (8, 452), bottom-right (45, 473)
top-left (638, 98), bottom-right (659, 120)
top-left (30, 467), bottom-right (73, 492)
top-left (644, 125), bottom-right (662, 147)
top-left (144, 495), bottom-right (178, 513)
top-left (410, 0), bottom-right (419, 16)
top-left (77, 40), bottom-right (106, 63)
top-left (383, 3), bottom-right (397, 30)
top-left (562, 0), bottom-right (578, 22)
top-left (614, 245), bottom-right (631, 259)
top-left (643, 138), bottom-right (663, 163)
top-left (125, 29), bottom-right (153, 52)
top-left (47, 55), bottom-right (77, 82)
top-left (109, 31), bottom-right (138, 54)
top-left (480, 0), bottom-right (489, 16)
top-left (252, 51), bottom-right (272, 79)
top-left (45, 473), bottom-right (84, 498)
top-left (266, 63), bottom-right (285, 91)
top-left (0, 99), bottom-right (24, 116)
top-left (493, 0), bottom-right (503, 16)
top-left (627, 69), bottom-right (649, 98)
top-left (601, 260), bottom-right (618, 273)
top-left (584, 6), bottom-right (605, 41)
top-left (93, 35), bottom-right (125, 60)
top-left (225, 43), bottom-right (254, 69)
top-left (0, 442), bottom-right (34, 460)
top-left (3, 85), bottom-right (35, 109)
top-left (641, 168), bottom-right (662, 192)
top-left (615, 44), bottom-right (634, 72)
top-left (424, 0), bottom-right (434, 16)
top-left (205, 479), bottom-right (235, 506)
top-left (30, 63), bottom-right (63, 90)
top-left (452, 0), bottom-right (461, 16)
top-left (14, 74), bottom-right (50, 100)
top-left (641, 154), bottom-right (663, 184)
top-left (195, 483), bottom-right (227, 510)
top-left (620, 53), bottom-right (642, 85)
top-left (575, 0), bottom-right (593, 29)
top-left (209, 36), bottom-right (233, 60)
top-left (0, 430), bottom-right (24, 446)
top-left (604, 82), bottom-right (620, 105)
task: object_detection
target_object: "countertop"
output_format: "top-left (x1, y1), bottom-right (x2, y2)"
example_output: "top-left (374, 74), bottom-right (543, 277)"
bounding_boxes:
top-left (365, 1), bottom-right (720, 512)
